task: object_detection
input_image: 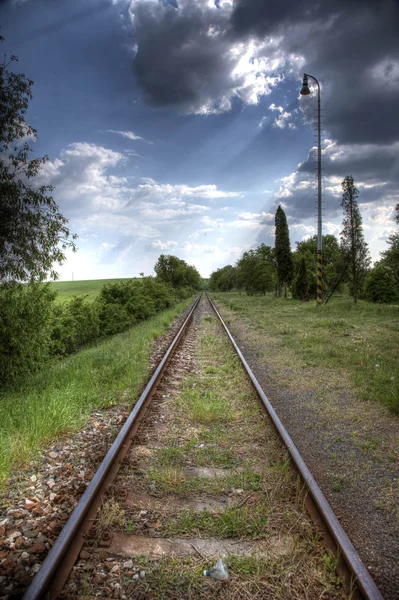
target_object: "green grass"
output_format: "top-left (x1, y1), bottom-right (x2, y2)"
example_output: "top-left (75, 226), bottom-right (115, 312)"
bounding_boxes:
top-left (47, 278), bottom-right (137, 304)
top-left (0, 298), bottom-right (193, 488)
top-left (211, 292), bottom-right (399, 413)
top-left (164, 504), bottom-right (269, 539)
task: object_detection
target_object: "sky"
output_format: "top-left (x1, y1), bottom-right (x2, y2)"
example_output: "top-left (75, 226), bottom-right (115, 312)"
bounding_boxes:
top-left (1, 0), bottom-right (398, 280)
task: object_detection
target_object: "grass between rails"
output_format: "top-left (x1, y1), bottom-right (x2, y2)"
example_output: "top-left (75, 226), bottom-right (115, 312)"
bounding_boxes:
top-left (211, 292), bottom-right (399, 413)
top-left (0, 297), bottom-right (193, 488)
top-left (48, 277), bottom-right (137, 304)
top-left (106, 304), bottom-right (345, 599)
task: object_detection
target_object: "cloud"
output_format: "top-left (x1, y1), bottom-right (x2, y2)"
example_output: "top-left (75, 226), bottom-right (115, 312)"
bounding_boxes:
top-left (128, 0), bottom-right (291, 114)
top-left (106, 129), bottom-right (147, 141)
top-left (150, 239), bottom-right (178, 250)
top-left (267, 103), bottom-right (296, 130)
top-left (126, 0), bottom-right (399, 147)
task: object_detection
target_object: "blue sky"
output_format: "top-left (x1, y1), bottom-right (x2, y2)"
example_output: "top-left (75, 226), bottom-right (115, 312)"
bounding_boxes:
top-left (1, 0), bottom-right (398, 279)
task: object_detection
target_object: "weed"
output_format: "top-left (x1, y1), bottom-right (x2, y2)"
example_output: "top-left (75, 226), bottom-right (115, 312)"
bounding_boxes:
top-left (332, 474), bottom-right (345, 492)
top-left (97, 498), bottom-right (125, 535)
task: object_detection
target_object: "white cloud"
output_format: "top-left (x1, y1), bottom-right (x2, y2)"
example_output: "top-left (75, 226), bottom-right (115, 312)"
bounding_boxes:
top-left (107, 129), bottom-right (149, 142)
top-left (150, 240), bottom-right (178, 250)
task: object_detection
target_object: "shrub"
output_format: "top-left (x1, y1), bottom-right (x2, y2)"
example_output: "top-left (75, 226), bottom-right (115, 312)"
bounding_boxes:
top-left (0, 282), bottom-right (55, 385)
top-left (364, 265), bottom-right (399, 303)
top-left (50, 295), bottom-right (100, 354)
top-left (96, 278), bottom-right (182, 335)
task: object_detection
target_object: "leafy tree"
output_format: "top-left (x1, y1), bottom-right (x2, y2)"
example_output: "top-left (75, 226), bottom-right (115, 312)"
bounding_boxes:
top-left (0, 40), bottom-right (76, 282)
top-left (154, 254), bottom-right (201, 289)
top-left (209, 265), bottom-right (236, 291)
top-left (340, 175), bottom-right (371, 303)
top-left (293, 256), bottom-right (309, 301)
top-left (379, 204), bottom-right (399, 291)
top-left (293, 235), bottom-right (342, 297)
top-left (364, 265), bottom-right (398, 303)
top-left (236, 244), bottom-right (276, 295)
top-left (275, 205), bottom-right (294, 296)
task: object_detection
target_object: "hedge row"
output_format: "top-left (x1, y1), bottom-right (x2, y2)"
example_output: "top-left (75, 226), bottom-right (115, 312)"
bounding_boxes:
top-left (0, 279), bottom-right (194, 386)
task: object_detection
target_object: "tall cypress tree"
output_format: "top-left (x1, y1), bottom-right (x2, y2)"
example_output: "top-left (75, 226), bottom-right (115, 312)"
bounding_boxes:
top-left (340, 175), bottom-right (371, 304)
top-left (275, 205), bottom-right (294, 297)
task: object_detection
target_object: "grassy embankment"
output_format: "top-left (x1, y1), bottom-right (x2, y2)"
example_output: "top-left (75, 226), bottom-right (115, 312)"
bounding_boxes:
top-left (211, 293), bottom-right (399, 413)
top-left (0, 296), bottom-right (194, 488)
top-left (49, 278), bottom-right (135, 304)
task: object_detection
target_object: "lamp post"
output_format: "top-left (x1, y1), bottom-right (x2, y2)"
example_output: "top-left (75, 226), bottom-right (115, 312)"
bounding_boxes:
top-left (300, 73), bottom-right (323, 304)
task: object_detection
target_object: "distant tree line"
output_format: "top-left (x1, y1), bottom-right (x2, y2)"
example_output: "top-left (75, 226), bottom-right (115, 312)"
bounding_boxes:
top-left (210, 177), bottom-right (399, 305)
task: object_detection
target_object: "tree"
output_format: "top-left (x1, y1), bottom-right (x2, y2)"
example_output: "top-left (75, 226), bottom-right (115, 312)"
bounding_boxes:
top-left (154, 254), bottom-right (201, 289)
top-left (340, 175), bottom-right (371, 303)
top-left (209, 265), bottom-right (236, 291)
top-left (293, 256), bottom-right (309, 301)
top-left (235, 244), bottom-right (276, 295)
top-left (0, 40), bottom-right (76, 282)
top-left (293, 235), bottom-right (342, 297)
top-left (275, 205), bottom-right (294, 296)
top-left (364, 265), bottom-right (398, 303)
top-left (379, 204), bottom-right (399, 292)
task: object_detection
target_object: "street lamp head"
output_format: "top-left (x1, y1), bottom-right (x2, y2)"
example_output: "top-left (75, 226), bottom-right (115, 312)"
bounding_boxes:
top-left (300, 74), bottom-right (310, 95)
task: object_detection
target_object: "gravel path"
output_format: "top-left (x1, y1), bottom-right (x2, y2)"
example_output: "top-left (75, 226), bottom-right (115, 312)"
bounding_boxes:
top-left (213, 299), bottom-right (399, 600)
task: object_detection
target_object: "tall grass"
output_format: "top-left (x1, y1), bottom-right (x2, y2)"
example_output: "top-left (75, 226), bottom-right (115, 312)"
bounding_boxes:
top-left (0, 298), bottom-right (193, 487)
top-left (212, 293), bottom-right (399, 413)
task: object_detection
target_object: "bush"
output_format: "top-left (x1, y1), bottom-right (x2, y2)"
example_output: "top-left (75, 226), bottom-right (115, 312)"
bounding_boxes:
top-left (50, 295), bottom-right (100, 354)
top-left (364, 265), bottom-right (399, 303)
top-left (0, 282), bottom-right (55, 385)
top-left (96, 278), bottom-right (184, 335)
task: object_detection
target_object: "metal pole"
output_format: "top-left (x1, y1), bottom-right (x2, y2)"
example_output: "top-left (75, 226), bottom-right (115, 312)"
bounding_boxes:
top-left (316, 80), bottom-right (323, 304)
top-left (304, 73), bottom-right (323, 304)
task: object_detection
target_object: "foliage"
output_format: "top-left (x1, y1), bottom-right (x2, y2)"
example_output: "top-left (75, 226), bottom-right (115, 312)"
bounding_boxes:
top-left (340, 175), bottom-right (371, 304)
top-left (154, 254), bottom-right (201, 289)
top-left (0, 282), bottom-right (55, 385)
top-left (293, 257), bottom-right (309, 301)
top-left (236, 244), bottom-right (276, 295)
top-left (363, 265), bottom-right (399, 303)
top-left (0, 39), bottom-right (76, 282)
top-left (379, 203), bottom-right (399, 291)
top-left (209, 265), bottom-right (236, 291)
top-left (0, 297), bottom-right (193, 487)
top-left (275, 205), bottom-right (294, 296)
top-left (50, 295), bottom-right (100, 355)
top-left (293, 235), bottom-right (343, 298)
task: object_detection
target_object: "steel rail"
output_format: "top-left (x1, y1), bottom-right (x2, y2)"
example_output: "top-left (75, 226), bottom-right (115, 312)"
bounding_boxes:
top-left (23, 293), bottom-right (203, 600)
top-left (207, 294), bottom-right (383, 600)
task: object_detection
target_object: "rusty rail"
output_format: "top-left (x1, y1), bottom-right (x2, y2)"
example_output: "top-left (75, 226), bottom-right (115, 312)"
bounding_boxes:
top-left (207, 293), bottom-right (383, 600)
top-left (23, 293), bottom-right (202, 600)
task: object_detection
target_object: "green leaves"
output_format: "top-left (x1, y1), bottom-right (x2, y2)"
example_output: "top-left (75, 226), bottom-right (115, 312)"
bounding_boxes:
top-left (0, 43), bottom-right (76, 282)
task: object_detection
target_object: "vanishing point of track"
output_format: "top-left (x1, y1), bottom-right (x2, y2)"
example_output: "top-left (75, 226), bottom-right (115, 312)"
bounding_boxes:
top-left (24, 293), bottom-right (383, 600)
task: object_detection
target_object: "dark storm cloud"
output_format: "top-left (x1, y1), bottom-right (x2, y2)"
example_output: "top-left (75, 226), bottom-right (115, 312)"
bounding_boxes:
top-left (232, 0), bottom-right (399, 145)
top-left (130, 1), bottom-right (238, 114)
top-left (298, 142), bottom-right (399, 185)
top-left (130, 0), bottom-right (399, 145)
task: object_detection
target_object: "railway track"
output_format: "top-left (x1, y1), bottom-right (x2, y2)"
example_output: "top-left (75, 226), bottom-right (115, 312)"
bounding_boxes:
top-left (23, 294), bottom-right (383, 599)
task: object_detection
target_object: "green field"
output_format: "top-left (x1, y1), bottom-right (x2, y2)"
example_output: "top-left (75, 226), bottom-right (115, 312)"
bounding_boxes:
top-left (49, 278), bottom-right (136, 303)
top-left (211, 293), bottom-right (399, 413)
